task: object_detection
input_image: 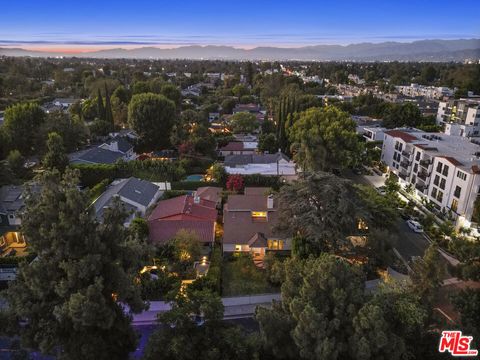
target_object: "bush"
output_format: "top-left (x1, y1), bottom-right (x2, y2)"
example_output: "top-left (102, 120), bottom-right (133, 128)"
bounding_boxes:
top-left (88, 178), bottom-right (110, 200)
top-left (243, 174), bottom-right (283, 190)
top-left (0, 253), bottom-right (36, 266)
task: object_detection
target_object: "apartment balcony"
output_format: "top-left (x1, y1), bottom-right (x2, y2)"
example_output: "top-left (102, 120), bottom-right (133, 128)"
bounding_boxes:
top-left (400, 160), bottom-right (411, 170)
top-left (417, 171), bottom-right (429, 181)
top-left (420, 159), bottom-right (432, 168)
top-left (398, 171), bottom-right (408, 180)
top-left (415, 183), bottom-right (426, 192)
top-left (401, 150), bottom-right (413, 158)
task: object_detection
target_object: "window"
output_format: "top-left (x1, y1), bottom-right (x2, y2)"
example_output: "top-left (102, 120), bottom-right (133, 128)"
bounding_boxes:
top-left (267, 239), bottom-right (284, 250)
top-left (436, 162), bottom-right (443, 173)
top-left (442, 165), bottom-right (449, 177)
top-left (431, 187), bottom-right (437, 198)
top-left (415, 152), bottom-right (421, 161)
top-left (454, 186), bottom-right (462, 198)
top-left (413, 164), bottom-right (418, 173)
top-left (451, 199), bottom-right (458, 212)
top-left (440, 178), bottom-right (446, 190)
top-left (457, 171), bottom-right (467, 181)
top-left (437, 191), bottom-right (444, 202)
top-left (433, 175), bottom-right (440, 186)
top-left (251, 211), bottom-right (267, 221)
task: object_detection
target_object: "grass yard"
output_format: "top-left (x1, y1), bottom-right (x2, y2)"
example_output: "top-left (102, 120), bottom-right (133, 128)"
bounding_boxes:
top-left (222, 254), bottom-right (279, 296)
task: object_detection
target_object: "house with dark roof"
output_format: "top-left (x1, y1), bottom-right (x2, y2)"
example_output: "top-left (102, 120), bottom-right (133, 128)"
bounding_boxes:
top-left (70, 136), bottom-right (136, 165)
top-left (224, 152), bottom-right (297, 178)
top-left (218, 141), bottom-right (258, 156)
top-left (0, 185), bottom-right (25, 226)
top-left (222, 187), bottom-right (290, 257)
top-left (92, 177), bottom-right (164, 225)
top-left (147, 193), bottom-right (217, 246)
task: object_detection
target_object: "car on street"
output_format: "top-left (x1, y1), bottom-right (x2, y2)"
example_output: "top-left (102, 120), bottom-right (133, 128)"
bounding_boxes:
top-left (376, 186), bottom-right (387, 195)
top-left (406, 219), bottom-right (424, 233)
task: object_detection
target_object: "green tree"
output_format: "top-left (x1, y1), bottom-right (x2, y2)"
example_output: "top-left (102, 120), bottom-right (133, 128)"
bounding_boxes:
top-left (38, 111), bottom-right (88, 153)
top-left (289, 106), bottom-right (362, 171)
top-left (3, 102), bottom-right (46, 155)
top-left (161, 83), bottom-right (182, 107)
top-left (410, 244), bottom-right (446, 303)
top-left (229, 112), bottom-right (259, 133)
top-left (128, 93), bottom-right (176, 150)
top-left (257, 255), bottom-right (365, 360)
top-left (144, 289), bottom-right (258, 360)
top-left (96, 88), bottom-right (105, 120)
top-left (42, 132), bottom-right (69, 172)
top-left (206, 163), bottom-right (227, 184)
top-left (104, 83), bottom-right (114, 130)
top-left (258, 133), bottom-right (278, 154)
top-left (452, 288), bottom-right (480, 349)
top-left (6, 150), bottom-right (26, 179)
top-left (6, 169), bottom-right (148, 359)
top-left (171, 229), bottom-right (202, 274)
top-left (382, 103), bottom-right (423, 129)
top-left (276, 172), bottom-right (368, 255)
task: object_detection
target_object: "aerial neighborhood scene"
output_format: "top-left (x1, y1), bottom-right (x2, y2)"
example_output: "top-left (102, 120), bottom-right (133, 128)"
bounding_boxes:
top-left (1, 0), bottom-right (480, 359)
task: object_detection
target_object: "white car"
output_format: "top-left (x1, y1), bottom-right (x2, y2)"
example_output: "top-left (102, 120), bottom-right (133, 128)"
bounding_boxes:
top-left (406, 219), bottom-right (424, 233)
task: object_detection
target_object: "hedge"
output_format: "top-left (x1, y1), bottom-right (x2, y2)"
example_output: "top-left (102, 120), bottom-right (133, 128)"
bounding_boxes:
top-left (242, 174), bottom-right (283, 190)
top-left (171, 181), bottom-right (220, 191)
top-left (0, 253), bottom-right (37, 266)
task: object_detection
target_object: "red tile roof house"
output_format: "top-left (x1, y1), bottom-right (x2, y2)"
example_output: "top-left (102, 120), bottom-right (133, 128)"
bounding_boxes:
top-left (148, 194), bottom-right (217, 247)
top-left (222, 187), bottom-right (290, 257)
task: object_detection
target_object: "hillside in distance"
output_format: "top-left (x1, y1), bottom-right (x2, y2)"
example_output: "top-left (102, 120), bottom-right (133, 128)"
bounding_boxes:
top-left (1, 39), bottom-right (479, 61)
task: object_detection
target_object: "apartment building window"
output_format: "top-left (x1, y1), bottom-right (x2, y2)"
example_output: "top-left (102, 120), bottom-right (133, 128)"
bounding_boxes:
top-left (437, 191), bottom-right (444, 202)
top-left (431, 187), bottom-right (437, 198)
top-left (413, 164), bottom-right (418, 173)
top-left (454, 186), bottom-right (462, 198)
top-left (457, 171), bottom-right (467, 181)
top-left (439, 178), bottom-right (446, 190)
top-left (433, 175), bottom-right (440, 186)
top-left (436, 162), bottom-right (443, 173)
top-left (442, 165), bottom-right (449, 177)
top-left (451, 199), bottom-right (458, 212)
top-left (415, 152), bottom-right (421, 161)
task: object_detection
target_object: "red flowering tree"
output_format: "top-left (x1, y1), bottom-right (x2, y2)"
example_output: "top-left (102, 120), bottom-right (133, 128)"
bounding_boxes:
top-left (226, 174), bottom-right (244, 193)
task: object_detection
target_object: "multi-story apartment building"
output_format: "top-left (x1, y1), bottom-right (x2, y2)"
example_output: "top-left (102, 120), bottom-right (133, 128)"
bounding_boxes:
top-left (437, 98), bottom-right (480, 137)
top-left (381, 128), bottom-right (480, 228)
top-left (395, 83), bottom-right (454, 99)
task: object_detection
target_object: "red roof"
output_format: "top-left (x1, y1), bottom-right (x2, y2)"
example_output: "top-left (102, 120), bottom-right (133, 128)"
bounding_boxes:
top-left (219, 141), bottom-right (244, 151)
top-left (148, 195), bottom-right (217, 222)
top-left (384, 130), bottom-right (418, 143)
top-left (147, 194), bottom-right (217, 244)
top-left (148, 220), bottom-right (215, 244)
top-left (440, 156), bottom-right (463, 166)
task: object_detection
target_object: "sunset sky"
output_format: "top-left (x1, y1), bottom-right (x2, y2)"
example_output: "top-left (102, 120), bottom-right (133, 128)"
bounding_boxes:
top-left (1, 0), bottom-right (479, 53)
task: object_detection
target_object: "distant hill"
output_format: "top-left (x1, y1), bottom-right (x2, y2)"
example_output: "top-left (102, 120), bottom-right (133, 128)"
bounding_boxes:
top-left (1, 39), bottom-right (479, 61)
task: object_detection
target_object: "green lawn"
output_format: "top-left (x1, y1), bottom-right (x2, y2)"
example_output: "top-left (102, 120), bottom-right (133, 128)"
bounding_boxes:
top-left (222, 255), bottom-right (279, 296)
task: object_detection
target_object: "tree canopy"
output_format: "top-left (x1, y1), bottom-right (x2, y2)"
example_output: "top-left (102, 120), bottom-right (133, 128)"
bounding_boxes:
top-left (6, 169), bottom-right (149, 359)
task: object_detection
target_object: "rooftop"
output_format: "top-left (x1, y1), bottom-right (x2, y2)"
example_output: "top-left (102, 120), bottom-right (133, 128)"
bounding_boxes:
top-left (385, 128), bottom-right (480, 172)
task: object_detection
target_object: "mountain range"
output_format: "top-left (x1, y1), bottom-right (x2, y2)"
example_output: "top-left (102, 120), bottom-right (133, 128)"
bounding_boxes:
top-left (1, 39), bottom-right (479, 61)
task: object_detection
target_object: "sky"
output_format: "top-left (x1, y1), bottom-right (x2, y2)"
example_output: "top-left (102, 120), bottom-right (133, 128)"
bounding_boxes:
top-left (0, 0), bottom-right (479, 53)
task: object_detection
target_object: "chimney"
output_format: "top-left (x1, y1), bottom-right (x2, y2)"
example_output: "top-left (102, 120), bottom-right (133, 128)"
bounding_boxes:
top-left (267, 194), bottom-right (274, 209)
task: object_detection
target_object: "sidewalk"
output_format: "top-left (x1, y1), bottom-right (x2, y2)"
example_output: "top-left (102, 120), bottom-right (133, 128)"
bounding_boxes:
top-left (132, 293), bottom-right (281, 325)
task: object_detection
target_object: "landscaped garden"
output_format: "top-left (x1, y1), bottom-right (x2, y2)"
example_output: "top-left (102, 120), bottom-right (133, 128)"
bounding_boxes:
top-left (222, 254), bottom-right (279, 296)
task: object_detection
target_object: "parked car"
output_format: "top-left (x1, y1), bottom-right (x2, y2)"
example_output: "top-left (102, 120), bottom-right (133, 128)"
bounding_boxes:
top-left (406, 219), bottom-right (424, 233)
top-left (376, 186), bottom-right (387, 196)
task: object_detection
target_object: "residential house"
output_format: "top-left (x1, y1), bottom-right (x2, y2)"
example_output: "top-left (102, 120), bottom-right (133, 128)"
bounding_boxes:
top-left (363, 127), bottom-right (386, 142)
top-left (148, 192), bottom-right (218, 247)
top-left (70, 136), bottom-right (136, 165)
top-left (437, 98), bottom-right (480, 137)
top-left (195, 187), bottom-right (222, 208)
top-left (218, 141), bottom-right (257, 156)
top-left (0, 185), bottom-right (25, 226)
top-left (224, 152), bottom-right (297, 179)
top-left (92, 177), bottom-right (165, 226)
top-left (223, 187), bottom-right (290, 257)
